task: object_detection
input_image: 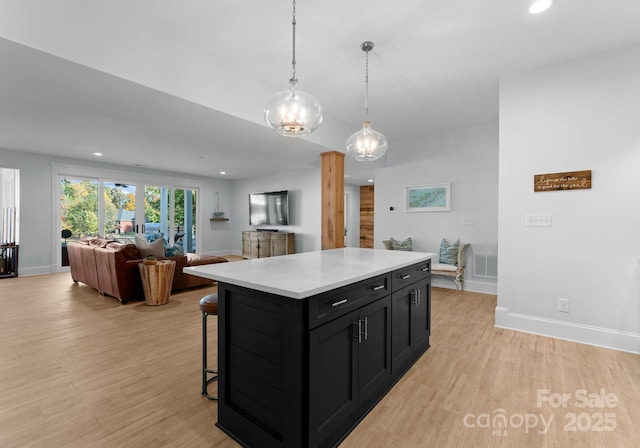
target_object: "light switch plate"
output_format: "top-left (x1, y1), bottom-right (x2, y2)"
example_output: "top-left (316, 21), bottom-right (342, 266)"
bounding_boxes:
top-left (525, 214), bottom-right (552, 227)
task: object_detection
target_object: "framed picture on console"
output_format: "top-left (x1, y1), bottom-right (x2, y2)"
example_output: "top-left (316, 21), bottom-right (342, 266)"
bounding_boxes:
top-left (405, 183), bottom-right (451, 212)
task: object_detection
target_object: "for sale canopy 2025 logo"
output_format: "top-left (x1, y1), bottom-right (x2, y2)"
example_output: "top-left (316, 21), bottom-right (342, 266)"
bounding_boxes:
top-left (462, 388), bottom-right (618, 437)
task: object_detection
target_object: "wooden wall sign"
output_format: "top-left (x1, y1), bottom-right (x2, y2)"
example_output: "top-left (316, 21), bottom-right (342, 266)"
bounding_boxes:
top-left (534, 170), bottom-right (591, 192)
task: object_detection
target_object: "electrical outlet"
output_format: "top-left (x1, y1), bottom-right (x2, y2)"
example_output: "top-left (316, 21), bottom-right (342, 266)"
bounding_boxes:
top-left (558, 298), bottom-right (570, 313)
top-left (525, 214), bottom-right (552, 227)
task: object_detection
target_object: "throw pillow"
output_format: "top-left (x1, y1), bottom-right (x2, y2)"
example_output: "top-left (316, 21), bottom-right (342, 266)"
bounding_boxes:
top-left (135, 235), bottom-right (165, 258)
top-left (120, 244), bottom-right (141, 260)
top-left (439, 238), bottom-right (460, 265)
top-left (164, 242), bottom-right (184, 257)
top-left (390, 237), bottom-right (412, 251)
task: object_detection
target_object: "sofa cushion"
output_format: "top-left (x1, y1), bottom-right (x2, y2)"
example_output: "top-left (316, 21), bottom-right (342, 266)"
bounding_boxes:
top-left (439, 238), bottom-right (460, 265)
top-left (135, 235), bottom-right (165, 258)
top-left (88, 237), bottom-right (114, 248)
top-left (186, 253), bottom-right (229, 266)
top-left (390, 237), bottom-right (412, 251)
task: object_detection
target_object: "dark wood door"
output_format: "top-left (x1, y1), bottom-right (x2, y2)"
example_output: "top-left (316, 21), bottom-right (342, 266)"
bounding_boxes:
top-left (359, 185), bottom-right (374, 248)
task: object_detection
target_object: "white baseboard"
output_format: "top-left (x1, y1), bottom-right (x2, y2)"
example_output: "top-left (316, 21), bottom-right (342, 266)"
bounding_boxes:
top-left (18, 265), bottom-right (55, 277)
top-left (431, 276), bottom-right (497, 295)
top-left (495, 306), bottom-right (640, 354)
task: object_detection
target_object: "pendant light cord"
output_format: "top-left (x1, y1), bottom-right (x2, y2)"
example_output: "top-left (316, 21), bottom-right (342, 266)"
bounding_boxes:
top-left (364, 48), bottom-right (369, 119)
top-left (291, 0), bottom-right (297, 82)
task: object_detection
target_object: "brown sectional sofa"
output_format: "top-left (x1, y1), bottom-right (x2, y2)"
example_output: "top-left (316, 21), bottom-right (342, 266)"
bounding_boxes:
top-left (67, 238), bottom-right (228, 303)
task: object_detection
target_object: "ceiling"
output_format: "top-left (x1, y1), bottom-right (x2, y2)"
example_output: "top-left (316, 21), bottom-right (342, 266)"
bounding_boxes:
top-left (1, 0), bottom-right (640, 185)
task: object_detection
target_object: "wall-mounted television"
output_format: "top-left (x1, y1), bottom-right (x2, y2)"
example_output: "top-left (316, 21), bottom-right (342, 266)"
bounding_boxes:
top-left (249, 190), bottom-right (289, 226)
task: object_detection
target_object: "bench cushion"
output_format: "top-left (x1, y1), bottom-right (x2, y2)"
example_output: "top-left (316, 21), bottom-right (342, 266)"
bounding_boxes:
top-left (432, 262), bottom-right (457, 272)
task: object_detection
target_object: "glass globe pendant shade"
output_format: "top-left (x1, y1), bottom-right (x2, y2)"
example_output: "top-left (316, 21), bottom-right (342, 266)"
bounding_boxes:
top-left (345, 120), bottom-right (388, 161)
top-left (264, 78), bottom-right (323, 137)
top-left (529, 0), bottom-right (554, 14)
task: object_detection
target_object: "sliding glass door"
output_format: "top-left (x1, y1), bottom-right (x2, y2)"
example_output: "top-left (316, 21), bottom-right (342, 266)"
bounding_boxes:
top-left (60, 178), bottom-right (99, 243)
top-left (103, 182), bottom-right (137, 245)
top-left (142, 186), bottom-right (197, 253)
top-left (59, 175), bottom-right (198, 268)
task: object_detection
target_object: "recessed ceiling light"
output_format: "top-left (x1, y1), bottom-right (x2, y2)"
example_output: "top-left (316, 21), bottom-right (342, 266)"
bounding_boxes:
top-left (529, 0), bottom-right (554, 14)
top-left (367, 179), bottom-right (374, 183)
top-left (220, 171), bottom-right (226, 175)
top-left (93, 152), bottom-right (103, 156)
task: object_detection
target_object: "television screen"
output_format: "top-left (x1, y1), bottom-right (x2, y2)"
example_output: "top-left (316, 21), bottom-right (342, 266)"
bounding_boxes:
top-left (249, 190), bottom-right (289, 226)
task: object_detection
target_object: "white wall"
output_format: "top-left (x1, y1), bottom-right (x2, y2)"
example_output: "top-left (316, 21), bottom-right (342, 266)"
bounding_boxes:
top-left (231, 169), bottom-right (322, 254)
top-left (374, 123), bottom-right (499, 293)
top-left (0, 149), bottom-right (54, 274)
top-left (498, 43), bottom-right (640, 353)
top-left (344, 183), bottom-right (360, 247)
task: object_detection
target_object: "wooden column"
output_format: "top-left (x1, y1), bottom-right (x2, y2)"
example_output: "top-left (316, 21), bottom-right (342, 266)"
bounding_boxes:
top-left (321, 151), bottom-right (345, 250)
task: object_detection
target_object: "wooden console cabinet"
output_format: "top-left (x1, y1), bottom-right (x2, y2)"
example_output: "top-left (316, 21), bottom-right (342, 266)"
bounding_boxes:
top-left (242, 231), bottom-right (295, 259)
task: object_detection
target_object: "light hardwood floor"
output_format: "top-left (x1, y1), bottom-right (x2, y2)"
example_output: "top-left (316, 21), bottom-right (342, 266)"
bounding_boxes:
top-left (1, 273), bottom-right (639, 447)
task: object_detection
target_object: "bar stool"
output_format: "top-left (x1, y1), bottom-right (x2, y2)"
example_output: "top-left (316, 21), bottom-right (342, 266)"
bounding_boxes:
top-left (200, 294), bottom-right (218, 400)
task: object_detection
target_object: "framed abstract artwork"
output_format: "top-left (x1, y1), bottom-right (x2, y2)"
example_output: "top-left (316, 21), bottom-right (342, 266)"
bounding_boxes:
top-left (405, 183), bottom-right (451, 212)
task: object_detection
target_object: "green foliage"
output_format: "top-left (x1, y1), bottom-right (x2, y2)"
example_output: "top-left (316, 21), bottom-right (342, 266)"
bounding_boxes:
top-left (106, 186), bottom-right (128, 210)
top-left (60, 179), bottom-right (99, 238)
top-left (124, 193), bottom-right (135, 211)
top-left (144, 186), bottom-right (162, 223)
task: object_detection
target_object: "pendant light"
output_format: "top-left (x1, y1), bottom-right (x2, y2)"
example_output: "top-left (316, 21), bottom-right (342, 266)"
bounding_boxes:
top-left (529, 0), bottom-right (555, 14)
top-left (346, 41), bottom-right (388, 162)
top-left (264, 0), bottom-right (323, 137)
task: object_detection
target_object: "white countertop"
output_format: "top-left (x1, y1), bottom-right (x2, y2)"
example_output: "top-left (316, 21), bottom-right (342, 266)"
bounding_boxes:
top-left (184, 247), bottom-right (434, 299)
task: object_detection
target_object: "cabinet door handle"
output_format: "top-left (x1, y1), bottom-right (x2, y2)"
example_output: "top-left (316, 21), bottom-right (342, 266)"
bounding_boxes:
top-left (332, 299), bottom-right (348, 307)
top-left (371, 284), bottom-right (385, 291)
top-left (420, 266), bottom-right (430, 272)
top-left (413, 289), bottom-right (423, 305)
top-left (357, 320), bottom-right (362, 344)
top-left (364, 317), bottom-right (368, 341)
top-left (400, 274), bottom-right (411, 280)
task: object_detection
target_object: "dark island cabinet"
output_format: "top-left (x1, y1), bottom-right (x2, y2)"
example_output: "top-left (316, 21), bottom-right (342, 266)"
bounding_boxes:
top-left (309, 296), bottom-right (392, 447)
top-left (391, 277), bottom-right (431, 373)
top-left (216, 259), bottom-right (430, 448)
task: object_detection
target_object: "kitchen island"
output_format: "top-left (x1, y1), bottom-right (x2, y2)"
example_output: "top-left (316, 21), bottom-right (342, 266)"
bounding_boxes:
top-left (184, 247), bottom-right (434, 448)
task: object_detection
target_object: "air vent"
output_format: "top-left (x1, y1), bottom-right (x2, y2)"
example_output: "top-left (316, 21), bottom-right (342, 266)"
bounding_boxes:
top-left (474, 253), bottom-right (498, 279)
